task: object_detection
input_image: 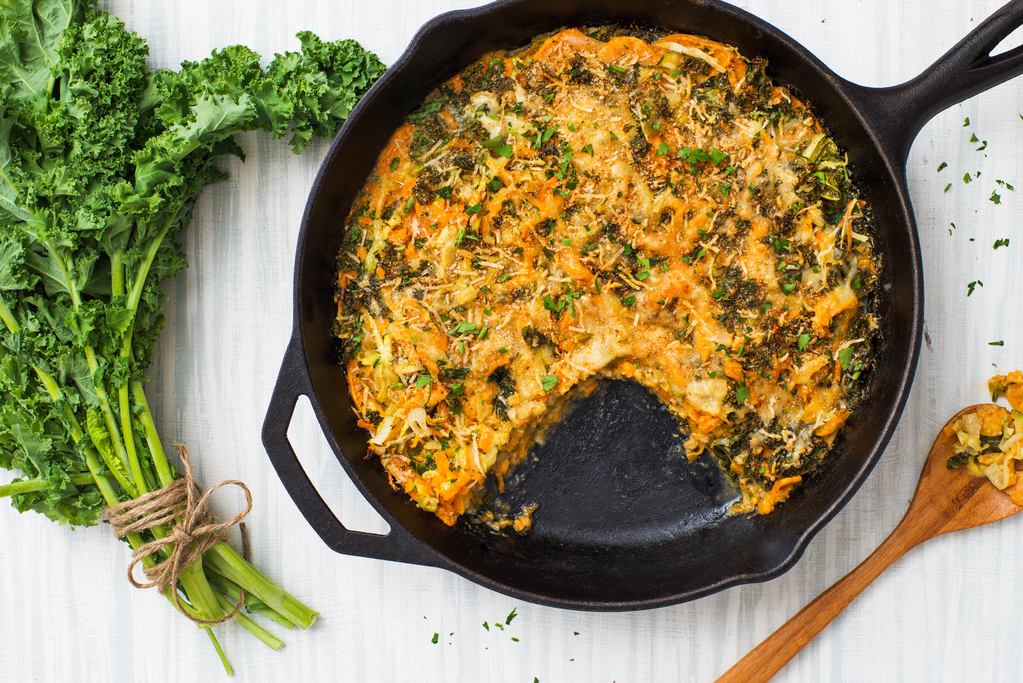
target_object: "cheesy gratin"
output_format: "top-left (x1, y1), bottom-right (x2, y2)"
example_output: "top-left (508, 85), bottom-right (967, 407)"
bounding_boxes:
top-left (335, 27), bottom-right (880, 526)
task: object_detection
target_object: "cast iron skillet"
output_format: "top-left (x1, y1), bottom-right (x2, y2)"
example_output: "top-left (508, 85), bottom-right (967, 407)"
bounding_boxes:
top-left (262, 0), bottom-right (1023, 610)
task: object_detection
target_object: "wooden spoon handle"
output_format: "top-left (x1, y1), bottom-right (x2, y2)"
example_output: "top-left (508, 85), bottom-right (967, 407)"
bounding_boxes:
top-left (715, 518), bottom-right (929, 683)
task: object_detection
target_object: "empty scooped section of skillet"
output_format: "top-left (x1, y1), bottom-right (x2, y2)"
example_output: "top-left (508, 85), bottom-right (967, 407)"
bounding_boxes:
top-left (475, 380), bottom-right (738, 549)
top-left (288, 0), bottom-right (921, 608)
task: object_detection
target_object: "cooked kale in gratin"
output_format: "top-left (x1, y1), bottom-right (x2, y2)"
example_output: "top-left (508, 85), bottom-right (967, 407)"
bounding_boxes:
top-left (335, 27), bottom-right (880, 526)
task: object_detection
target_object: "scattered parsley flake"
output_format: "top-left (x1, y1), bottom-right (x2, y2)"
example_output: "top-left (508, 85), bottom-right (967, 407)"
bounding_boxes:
top-left (967, 280), bottom-right (983, 296)
top-left (449, 320), bottom-right (480, 335)
top-left (944, 183), bottom-right (951, 193)
top-left (466, 202), bottom-right (483, 214)
top-left (414, 375), bottom-right (432, 389)
top-left (798, 334), bottom-right (810, 351)
top-left (964, 117), bottom-right (970, 126)
top-left (990, 191), bottom-right (1001, 204)
top-left (431, 633), bottom-right (439, 644)
top-left (989, 340), bottom-right (1005, 346)
top-left (937, 162), bottom-right (948, 172)
top-left (970, 133), bottom-right (979, 142)
top-left (994, 238), bottom-right (1010, 249)
top-left (655, 142), bottom-right (669, 156)
top-left (963, 173), bottom-right (972, 184)
top-left (541, 375), bottom-right (558, 392)
top-left (838, 347), bottom-right (854, 371)
top-left (735, 384), bottom-right (750, 404)
top-left (483, 622), bottom-right (489, 631)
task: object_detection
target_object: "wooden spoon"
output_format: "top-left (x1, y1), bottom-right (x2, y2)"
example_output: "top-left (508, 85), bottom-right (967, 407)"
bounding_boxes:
top-left (716, 405), bottom-right (1023, 683)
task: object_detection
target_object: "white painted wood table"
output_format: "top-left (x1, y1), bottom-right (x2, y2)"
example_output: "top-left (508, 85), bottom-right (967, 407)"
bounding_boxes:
top-left (3, 0), bottom-right (1022, 681)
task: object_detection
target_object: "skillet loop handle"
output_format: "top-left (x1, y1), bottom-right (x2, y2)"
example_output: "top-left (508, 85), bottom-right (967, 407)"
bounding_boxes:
top-left (845, 0), bottom-right (1023, 167)
top-left (262, 336), bottom-right (443, 568)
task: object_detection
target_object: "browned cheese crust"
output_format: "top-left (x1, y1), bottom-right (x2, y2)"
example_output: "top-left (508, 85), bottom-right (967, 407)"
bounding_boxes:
top-left (335, 27), bottom-right (880, 526)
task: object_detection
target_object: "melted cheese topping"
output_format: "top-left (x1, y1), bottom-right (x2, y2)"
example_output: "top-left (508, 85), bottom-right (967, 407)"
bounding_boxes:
top-left (336, 28), bottom-right (879, 526)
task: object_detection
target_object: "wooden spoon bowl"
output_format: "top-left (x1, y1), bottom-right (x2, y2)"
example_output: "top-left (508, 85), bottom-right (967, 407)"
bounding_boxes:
top-left (716, 405), bottom-right (1023, 683)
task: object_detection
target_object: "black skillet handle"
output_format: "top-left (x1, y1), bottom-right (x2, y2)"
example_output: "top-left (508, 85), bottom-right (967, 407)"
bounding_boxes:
top-left (840, 0), bottom-right (1023, 168)
top-left (262, 336), bottom-right (444, 567)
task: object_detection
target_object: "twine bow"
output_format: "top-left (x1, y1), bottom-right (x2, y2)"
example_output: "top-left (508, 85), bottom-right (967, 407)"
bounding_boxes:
top-left (105, 444), bottom-right (252, 625)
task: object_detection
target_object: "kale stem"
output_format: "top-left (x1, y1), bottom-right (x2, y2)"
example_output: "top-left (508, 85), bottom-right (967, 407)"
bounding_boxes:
top-left (130, 379), bottom-right (174, 487)
top-left (211, 588), bottom-right (285, 651)
top-left (111, 249), bottom-right (124, 299)
top-left (82, 446), bottom-right (121, 509)
top-left (0, 473), bottom-right (95, 497)
top-left (118, 382), bottom-right (147, 493)
top-left (207, 543), bottom-right (318, 629)
top-left (0, 294), bottom-right (19, 333)
top-left (205, 628), bottom-right (234, 676)
top-left (127, 208), bottom-right (182, 313)
top-left (178, 557), bottom-right (226, 623)
top-left (205, 566), bottom-right (294, 628)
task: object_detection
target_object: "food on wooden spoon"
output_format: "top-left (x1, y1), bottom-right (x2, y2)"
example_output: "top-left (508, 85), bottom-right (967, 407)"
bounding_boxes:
top-left (944, 371), bottom-right (1023, 500)
top-left (336, 26), bottom-right (880, 526)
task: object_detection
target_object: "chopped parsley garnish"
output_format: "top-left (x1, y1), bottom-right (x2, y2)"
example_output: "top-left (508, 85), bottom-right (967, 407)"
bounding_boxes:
top-left (735, 383), bottom-right (750, 404)
top-left (449, 320), bottom-right (480, 335)
top-left (541, 375), bottom-right (558, 392)
top-left (989, 340), bottom-right (1005, 346)
top-left (656, 142), bottom-right (669, 156)
top-left (967, 280), bottom-right (983, 296)
top-left (838, 346), bottom-right (854, 371)
top-left (936, 162), bottom-right (947, 172)
top-left (414, 375), bottom-right (433, 389)
top-left (798, 333), bottom-right (810, 351)
top-left (431, 633), bottom-right (439, 644)
top-left (994, 238), bottom-right (1010, 249)
top-left (466, 202), bottom-right (483, 214)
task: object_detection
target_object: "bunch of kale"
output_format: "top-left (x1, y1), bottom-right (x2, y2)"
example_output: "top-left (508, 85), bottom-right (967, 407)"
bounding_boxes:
top-left (0, 0), bottom-right (383, 670)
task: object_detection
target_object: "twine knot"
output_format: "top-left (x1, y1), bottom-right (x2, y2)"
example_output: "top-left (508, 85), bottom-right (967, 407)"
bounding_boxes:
top-left (105, 444), bottom-right (252, 625)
